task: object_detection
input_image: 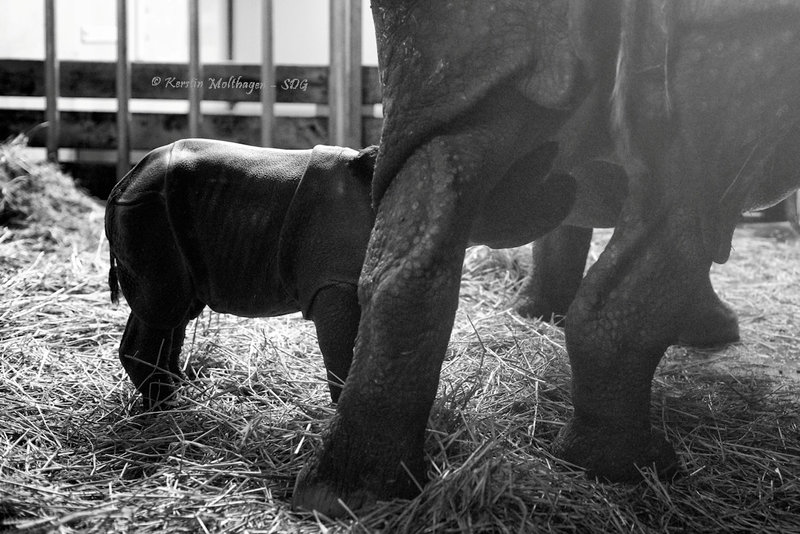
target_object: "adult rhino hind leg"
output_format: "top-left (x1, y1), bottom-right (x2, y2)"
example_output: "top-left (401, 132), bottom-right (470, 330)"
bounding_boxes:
top-left (515, 225), bottom-right (592, 323)
top-left (550, 209), bottom-right (713, 481)
top-left (292, 135), bottom-right (486, 516)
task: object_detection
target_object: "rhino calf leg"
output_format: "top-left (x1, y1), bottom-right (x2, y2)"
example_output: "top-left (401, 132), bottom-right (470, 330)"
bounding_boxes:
top-left (120, 313), bottom-right (186, 410)
top-left (515, 225), bottom-right (592, 322)
top-left (308, 283), bottom-right (360, 403)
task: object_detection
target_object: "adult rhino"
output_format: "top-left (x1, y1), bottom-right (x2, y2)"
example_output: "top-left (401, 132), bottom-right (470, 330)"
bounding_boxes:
top-left (293, 0), bottom-right (800, 514)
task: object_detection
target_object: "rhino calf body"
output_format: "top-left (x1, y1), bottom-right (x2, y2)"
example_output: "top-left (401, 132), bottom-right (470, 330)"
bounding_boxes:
top-left (105, 139), bottom-right (377, 409)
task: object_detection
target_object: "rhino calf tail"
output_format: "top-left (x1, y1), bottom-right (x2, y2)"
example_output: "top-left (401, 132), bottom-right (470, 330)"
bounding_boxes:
top-left (108, 251), bottom-right (120, 305)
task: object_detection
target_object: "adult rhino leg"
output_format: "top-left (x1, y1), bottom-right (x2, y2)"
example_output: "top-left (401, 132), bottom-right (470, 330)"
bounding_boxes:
top-left (308, 283), bottom-right (360, 403)
top-left (513, 224), bottom-right (738, 346)
top-left (550, 206), bottom-right (716, 480)
top-left (292, 135), bottom-right (484, 516)
top-left (515, 225), bottom-right (592, 322)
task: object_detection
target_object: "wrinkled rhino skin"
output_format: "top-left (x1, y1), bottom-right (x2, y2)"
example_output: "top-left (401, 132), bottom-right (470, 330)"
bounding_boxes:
top-left (106, 138), bottom-right (571, 412)
top-left (514, 225), bottom-right (740, 348)
top-left (293, 0), bottom-right (800, 515)
top-left (513, 20), bottom-right (740, 346)
top-left (105, 139), bottom-right (377, 408)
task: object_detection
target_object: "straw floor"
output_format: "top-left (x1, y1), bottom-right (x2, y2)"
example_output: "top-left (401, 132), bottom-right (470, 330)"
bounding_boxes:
top-left (1, 142), bottom-right (798, 532)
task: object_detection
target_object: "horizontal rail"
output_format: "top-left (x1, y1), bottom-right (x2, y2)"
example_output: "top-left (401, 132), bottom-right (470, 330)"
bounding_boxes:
top-left (0, 109), bottom-right (382, 151)
top-left (0, 96), bottom-right (385, 118)
top-left (0, 59), bottom-right (381, 104)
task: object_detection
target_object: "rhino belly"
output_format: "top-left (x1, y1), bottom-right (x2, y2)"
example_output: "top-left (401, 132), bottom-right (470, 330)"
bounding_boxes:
top-left (195, 258), bottom-right (298, 319)
top-left (181, 221), bottom-right (299, 319)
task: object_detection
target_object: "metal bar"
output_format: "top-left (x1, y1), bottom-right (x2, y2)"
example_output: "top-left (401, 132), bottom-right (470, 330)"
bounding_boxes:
top-left (329, 0), bottom-right (362, 147)
top-left (44, 0), bottom-right (59, 162)
top-left (188, 0), bottom-right (202, 137)
top-left (226, 0), bottom-right (235, 61)
top-left (260, 0), bottom-right (274, 147)
top-left (329, 0), bottom-right (343, 145)
top-left (116, 0), bottom-right (131, 180)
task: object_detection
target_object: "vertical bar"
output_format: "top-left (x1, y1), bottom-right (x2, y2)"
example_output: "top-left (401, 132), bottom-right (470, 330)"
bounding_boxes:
top-left (116, 0), bottom-right (131, 180)
top-left (329, 0), bottom-right (362, 147)
top-left (260, 0), bottom-right (274, 147)
top-left (44, 0), bottom-right (59, 162)
top-left (188, 0), bottom-right (202, 137)
top-left (226, 0), bottom-right (235, 60)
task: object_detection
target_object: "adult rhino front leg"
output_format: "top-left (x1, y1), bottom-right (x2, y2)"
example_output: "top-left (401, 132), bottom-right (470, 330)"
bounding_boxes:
top-left (551, 204), bottom-right (715, 480)
top-left (292, 133), bottom-right (482, 515)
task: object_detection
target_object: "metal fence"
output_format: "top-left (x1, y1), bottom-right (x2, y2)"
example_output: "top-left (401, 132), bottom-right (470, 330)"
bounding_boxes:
top-left (38, 0), bottom-right (369, 180)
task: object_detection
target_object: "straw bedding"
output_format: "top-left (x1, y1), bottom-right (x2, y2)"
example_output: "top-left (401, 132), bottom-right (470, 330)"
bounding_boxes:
top-left (1, 142), bottom-right (798, 532)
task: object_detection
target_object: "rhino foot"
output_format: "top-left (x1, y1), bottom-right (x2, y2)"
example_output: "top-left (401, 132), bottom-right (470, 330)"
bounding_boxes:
top-left (292, 454), bottom-right (423, 518)
top-left (292, 465), bottom-right (377, 518)
top-left (291, 421), bottom-right (425, 517)
top-left (142, 388), bottom-right (183, 412)
top-left (552, 416), bottom-right (681, 482)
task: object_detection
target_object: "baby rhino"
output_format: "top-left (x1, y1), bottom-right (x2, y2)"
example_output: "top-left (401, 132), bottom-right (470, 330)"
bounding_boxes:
top-left (105, 139), bottom-right (377, 409)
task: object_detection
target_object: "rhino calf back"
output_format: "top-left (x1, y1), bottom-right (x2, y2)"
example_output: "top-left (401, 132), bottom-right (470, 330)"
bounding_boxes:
top-left (106, 140), bottom-right (307, 326)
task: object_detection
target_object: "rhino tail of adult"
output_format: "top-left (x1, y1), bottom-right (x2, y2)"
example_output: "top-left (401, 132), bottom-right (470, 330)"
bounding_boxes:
top-left (108, 251), bottom-right (120, 305)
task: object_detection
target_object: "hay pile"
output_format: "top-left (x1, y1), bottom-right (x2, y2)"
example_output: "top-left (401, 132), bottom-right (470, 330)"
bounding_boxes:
top-left (0, 136), bottom-right (102, 244)
top-left (1, 143), bottom-right (798, 533)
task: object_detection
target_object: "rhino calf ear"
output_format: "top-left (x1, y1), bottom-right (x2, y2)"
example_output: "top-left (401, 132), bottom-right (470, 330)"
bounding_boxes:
top-left (348, 145), bottom-right (380, 183)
